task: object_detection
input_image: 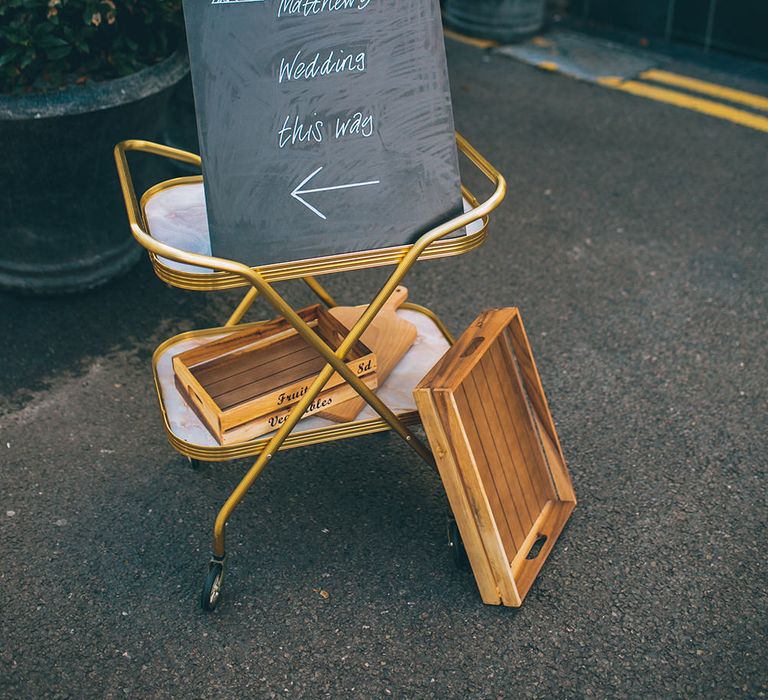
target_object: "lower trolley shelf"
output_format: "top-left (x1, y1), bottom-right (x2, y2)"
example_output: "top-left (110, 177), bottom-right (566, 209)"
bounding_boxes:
top-left (153, 305), bottom-right (452, 461)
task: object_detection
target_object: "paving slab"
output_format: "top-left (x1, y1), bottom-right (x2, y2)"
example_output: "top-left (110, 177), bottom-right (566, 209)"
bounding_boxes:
top-left (496, 29), bottom-right (664, 82)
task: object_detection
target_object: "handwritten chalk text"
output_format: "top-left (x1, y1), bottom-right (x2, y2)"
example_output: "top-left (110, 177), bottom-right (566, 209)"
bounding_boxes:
top-left (278, 111), bottom-right (376, 148)
top-left (279, 48), bottom-right (366, 83)
top-left (278, 114), bottom-right (324, 148)
top-left (334, 111), bottom-right (374, 138)
top-left (277, 0), bottom-right (372, 18)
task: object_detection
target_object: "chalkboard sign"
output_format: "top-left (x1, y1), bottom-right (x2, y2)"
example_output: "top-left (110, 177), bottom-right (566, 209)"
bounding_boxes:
top-left (182, 0), bottom-right (463, 267)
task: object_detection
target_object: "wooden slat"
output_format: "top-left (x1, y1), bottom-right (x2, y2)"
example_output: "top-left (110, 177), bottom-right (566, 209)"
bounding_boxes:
top-left (437, 391), bottom-right (521, 606)
top-left (413, 389), bottom-right (503, 604)
top-left (177, 306), bottom-right (320, 367)
top-left (487, 341), bottom-right (556, 509)
top-left (213, 354), bottom-right (327, 407)
top-left (504, 319), bottom-right (563, 465)
top-left (531, 411), bottom-right (574, 502)
top-left (192, 334), bottom-right (311, 386)
top-left (476, 348), bottom-right (546, 518)
top-left (315, 310), bottom-right (366, 361)
top-left (453, 385), bottom-right (523, 555)
top-left (463, 366), bottom-right (536, 546)
top-left (499, 327), bottom-right (573, 502)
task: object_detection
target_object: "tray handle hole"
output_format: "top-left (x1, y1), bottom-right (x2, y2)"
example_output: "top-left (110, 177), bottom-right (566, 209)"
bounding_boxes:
top-left (526, 534), bottom-right (547, 560)
top-left (461, 337), bottom-right (484, 358)
top-left (189, 387), bottom-right (203, 408)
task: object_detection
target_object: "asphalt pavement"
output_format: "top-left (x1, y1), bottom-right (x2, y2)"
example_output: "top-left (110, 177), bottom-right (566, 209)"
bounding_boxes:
top-left (1, 37), bottom-right (766, 698)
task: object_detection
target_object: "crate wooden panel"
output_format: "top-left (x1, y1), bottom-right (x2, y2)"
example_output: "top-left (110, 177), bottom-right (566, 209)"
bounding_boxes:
top-left (209, 373), bottom-right (379, 445)
top-left (173, 304), bottom-right (377, 444)
top-left (414, 308), bottom-right (576, 606)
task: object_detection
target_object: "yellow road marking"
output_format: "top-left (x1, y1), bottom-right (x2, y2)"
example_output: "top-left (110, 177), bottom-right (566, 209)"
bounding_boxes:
top-left (531, 36), bottom-right (553, 48)
top-left (640, 69), bottom-right (768, 112)
top-left (443, 29), bottom-right (499, 49)
top-left (598, 77), bottom-right (768, 133)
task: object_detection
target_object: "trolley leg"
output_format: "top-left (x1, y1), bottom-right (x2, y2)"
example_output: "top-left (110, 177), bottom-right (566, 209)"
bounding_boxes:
top-left (227, 278), bottom-right (334, 328)
top-left (202, 272), bottom-right (442, 610)
top-left (247, 278), bottom-right (437, 468)
top-left (201, 368), bottom-right (438, 609)
top-left (202, 361), bottom-right (345, 610)
top-left (225, 287), bottom-right (260, 327)
top-left (447, 512), bottom-right (470, 570)
top-left (224, 254), bottom-right (442, 470)
top-left (302, 276), bottom-right (338, 307)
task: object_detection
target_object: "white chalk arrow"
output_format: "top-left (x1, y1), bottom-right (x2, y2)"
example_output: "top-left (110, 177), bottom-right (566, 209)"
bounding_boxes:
top-left (290, 166), bottom-right (380, 220)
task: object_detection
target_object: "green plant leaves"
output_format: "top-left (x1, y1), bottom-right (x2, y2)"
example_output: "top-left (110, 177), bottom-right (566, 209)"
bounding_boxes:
top-left (0, 0), bottom-right (185, 94)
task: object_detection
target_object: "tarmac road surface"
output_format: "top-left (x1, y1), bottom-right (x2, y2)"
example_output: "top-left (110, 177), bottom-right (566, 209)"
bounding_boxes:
top-left (0, 37), bottom-right (766, 698)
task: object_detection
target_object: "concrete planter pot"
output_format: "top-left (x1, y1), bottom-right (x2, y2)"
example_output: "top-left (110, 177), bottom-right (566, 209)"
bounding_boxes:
top-left (443, 0), bottom-right (545, 43)
top-left (0, 51), bottom-right (189, 294)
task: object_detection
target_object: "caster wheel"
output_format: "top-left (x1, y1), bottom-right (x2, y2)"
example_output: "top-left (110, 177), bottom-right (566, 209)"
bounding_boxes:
top-left (447, 517), bottom-right (470, 571)
top-left (201, 561), bottom-right (224, 611)
top-left (187, 457), bottom-right (203, 469)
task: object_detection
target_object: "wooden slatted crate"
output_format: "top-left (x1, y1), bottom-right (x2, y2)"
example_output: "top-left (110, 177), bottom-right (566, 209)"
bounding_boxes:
top-left (414, 308), bottom-right (576, 606)
top-left (173, 305), bottom-right (377, 444)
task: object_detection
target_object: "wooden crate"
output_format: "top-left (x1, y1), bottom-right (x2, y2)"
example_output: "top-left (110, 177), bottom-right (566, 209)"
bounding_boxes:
top-left (414, 308), bottom-right (576, 606)
top-left (173, 305), bottom-right (377, 444)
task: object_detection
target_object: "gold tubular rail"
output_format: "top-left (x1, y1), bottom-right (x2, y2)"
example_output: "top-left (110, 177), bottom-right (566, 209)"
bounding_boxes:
top-left (225, 287), bottom-right (260, 326)
top-left (120, 136), bottom-right (495, 291)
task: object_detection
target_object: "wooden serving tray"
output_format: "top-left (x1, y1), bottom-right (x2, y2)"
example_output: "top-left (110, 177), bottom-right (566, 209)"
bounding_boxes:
top-left (173, 305), bottom-right (377, 443)
top-left (414, 308), bottom-right (576, 607)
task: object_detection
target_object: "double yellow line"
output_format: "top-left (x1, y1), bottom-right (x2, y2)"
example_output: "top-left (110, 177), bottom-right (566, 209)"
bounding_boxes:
top-left (598, 69), bottom-right (768, 133)
top-left (443, 26), bottom-right (768, 134)
top-left (443, 28), bottom-right (499, 50)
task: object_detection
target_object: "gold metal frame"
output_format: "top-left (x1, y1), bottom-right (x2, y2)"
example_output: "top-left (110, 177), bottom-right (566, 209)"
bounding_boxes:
top-left (114, 133), bottom-right (506, 607)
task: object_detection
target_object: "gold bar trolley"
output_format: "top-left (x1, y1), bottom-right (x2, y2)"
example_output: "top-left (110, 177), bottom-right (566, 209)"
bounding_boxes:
top-left (114, 134), bottom-right (506, 610)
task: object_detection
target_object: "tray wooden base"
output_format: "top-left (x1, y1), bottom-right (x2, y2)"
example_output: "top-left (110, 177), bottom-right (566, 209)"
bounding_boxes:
top-left (414, 308), bottom-right (576, 607)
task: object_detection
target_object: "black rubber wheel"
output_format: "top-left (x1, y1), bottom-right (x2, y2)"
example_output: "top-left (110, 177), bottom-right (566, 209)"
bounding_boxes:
top-left (447, 517), bottom-right (470, 570)
top-left (187, 457), bottom-right (203, 470)
top-left (201, 561), bottom-right (224, 611)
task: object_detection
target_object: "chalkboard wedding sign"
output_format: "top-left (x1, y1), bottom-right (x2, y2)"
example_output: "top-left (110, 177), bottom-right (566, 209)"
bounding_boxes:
top-left (181, 0), bottom-right (463, 266)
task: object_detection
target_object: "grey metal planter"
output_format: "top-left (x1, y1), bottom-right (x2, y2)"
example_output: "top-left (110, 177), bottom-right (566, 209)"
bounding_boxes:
top-left (0, 51), bottom-right (188, 294)
top-left (443, 0), bottom-right (545, 43)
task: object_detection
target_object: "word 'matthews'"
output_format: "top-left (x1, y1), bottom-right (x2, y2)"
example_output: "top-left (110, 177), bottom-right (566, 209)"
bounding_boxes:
top-left (277, 0), bottom-right (372, 18)
top-left (279, 49), bottom-right (366, 83)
